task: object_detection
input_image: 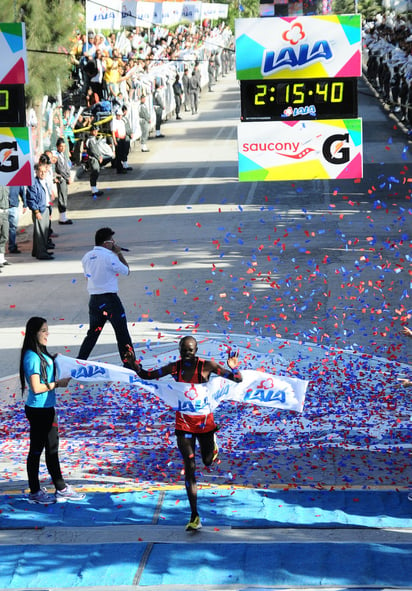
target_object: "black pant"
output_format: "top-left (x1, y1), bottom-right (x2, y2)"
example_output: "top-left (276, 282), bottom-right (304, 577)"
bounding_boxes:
top-left (115, 138), bottom-right (127, 171)
top-left (174, 94), bottom-right (182, 117)
top-left (175, 429), bottom-right (215, 518)
top-left (154, 106), bottom-right (162, 131)
top-left (78, 292), bottom-right (132, 363)
top-left (89, 157), bottom-right (100, 188)
top-left (25, 405), bottom-right (65, 494)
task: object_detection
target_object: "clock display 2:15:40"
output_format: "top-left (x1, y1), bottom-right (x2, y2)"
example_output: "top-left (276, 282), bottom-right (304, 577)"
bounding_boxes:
top-left (256, 80), bottom-right (345, 105)
top-left (240, 78), bottom-right (357, 121)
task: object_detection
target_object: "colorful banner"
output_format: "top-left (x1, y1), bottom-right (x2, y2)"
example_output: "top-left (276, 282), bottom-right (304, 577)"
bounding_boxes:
top-left (0, 23), bottom-right (27, 84)
top-left (0, 127), bottom-right (33, 186)
top-left (86, 0), bottom-right (225, 28)
top-left (235, 15), bottom-right (361, 80)
top-left (56, 355), bottom-right (307, 414)
top-left (238, 119), bottom-right (363, 181)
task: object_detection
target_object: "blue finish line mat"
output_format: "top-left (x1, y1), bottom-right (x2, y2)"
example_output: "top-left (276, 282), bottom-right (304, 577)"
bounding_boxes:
top-left (2, 542), bottom-right (412, 588)
top-left (127, 542), bottom-right (412, 587)
top-left (1, 488), bottom-right (411, 529)
top-left (1, 489), bottom-right (412, 588)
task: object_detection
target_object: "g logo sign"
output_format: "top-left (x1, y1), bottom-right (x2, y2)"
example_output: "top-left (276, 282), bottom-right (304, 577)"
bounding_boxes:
top-left (0, 141), bottom-right (19, 173)
top-left (322, 133), bottom-right (350, 165)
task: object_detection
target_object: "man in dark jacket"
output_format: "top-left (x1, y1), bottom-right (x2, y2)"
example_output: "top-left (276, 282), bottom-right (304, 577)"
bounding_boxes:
top-left (26, 164), bottom-right (54, 260)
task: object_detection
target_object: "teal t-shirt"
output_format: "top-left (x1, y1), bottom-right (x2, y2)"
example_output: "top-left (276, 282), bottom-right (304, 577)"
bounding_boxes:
top-left (23, 350), bottom-right (56, 407)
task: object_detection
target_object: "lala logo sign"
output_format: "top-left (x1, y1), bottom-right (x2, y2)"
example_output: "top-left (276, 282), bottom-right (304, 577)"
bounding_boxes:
top-left (70, 363), bottom-right (108, 379)
top-left (121, 4), bottom-right (133, 19)
top-left (184, 385), bottom-right (200, 401)
top-left (262, 22), bottom-right (333, 76)
top-left (93, 9), bottom-right (116, 22)
top-left (244, 378), bottom-right (288, 404)
top-left (282, 105), bottom-right (316, 118)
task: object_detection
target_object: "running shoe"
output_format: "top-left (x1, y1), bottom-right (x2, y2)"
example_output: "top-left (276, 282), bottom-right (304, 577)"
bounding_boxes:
top-left (185, 515), bottom-right (202, 531)
top-left (28, 488), bottom-right (56, 504)
top-left (56, 485), bottom-right (86, 503)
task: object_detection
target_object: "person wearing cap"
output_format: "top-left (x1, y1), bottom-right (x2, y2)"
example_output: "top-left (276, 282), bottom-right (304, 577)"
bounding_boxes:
top-left (77, 227), bottom-right (133, 364)
top-left (86, 125), bottom-right (104, 198)
top-left (82, 31), bottom-right (96, 56)
top-left (111, 109), bottom-right (128, 173)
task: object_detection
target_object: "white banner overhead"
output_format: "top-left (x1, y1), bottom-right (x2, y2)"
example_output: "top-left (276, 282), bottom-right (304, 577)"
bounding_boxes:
top-left (158, 2), bottom-right (183, 26)
top-left (56, 355), bottom-right (307, 414)
top-left (135, 0), bottom-right (156, 26)
top-left (201, 2), bottom-right (228, 22)
top-left (86, 0), bottom-right (227, 30)
top-left (86, 0), bottom-right (122, 30)
top-left (182, 2), bottom-right (202, 23)
top-left (121, 0), bottom-right (139, 27)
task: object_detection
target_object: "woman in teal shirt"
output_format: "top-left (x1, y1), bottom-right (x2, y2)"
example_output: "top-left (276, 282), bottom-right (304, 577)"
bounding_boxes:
top-left (19, 317), bottom-right (85, 504)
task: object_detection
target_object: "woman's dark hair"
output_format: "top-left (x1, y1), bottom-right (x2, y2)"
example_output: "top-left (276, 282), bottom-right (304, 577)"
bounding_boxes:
top-left (19, 317), bottom-right (56, 394)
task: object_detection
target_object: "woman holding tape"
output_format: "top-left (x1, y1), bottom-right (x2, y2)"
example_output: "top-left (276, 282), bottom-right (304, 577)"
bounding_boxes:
top-left (20, 316), bottom-right (85, 504)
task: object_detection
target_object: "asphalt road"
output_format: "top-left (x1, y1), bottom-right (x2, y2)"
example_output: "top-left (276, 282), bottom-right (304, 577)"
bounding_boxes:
top-left (1, 68), bottom-right (411, 591)
top-left (0, 71), bottom-right (410, 378)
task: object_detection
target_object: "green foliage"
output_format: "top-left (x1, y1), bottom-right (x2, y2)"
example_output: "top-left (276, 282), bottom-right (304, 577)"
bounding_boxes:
top-left (0, 0), bottom-right (83, 106)
top-left (227, 0), bottom-right (259, 33)
top-left (332, 0), bottom-right (356, 13)
top-left (332, 0), bottom-right (382, 19)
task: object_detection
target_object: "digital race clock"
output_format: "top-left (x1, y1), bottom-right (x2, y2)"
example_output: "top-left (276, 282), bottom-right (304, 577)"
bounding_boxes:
top-left (0, 85), bottom-right (26, 127)
top-left (240, 78), bottom-right (357, 121)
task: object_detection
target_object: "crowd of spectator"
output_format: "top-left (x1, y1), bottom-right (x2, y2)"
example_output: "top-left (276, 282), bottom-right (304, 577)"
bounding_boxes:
top-left (363, 13), bottom-right (412, 129)
top-left (5, 22), bottom-right (235, 264)
top-left (38, 22), bottom-right (235, 171)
